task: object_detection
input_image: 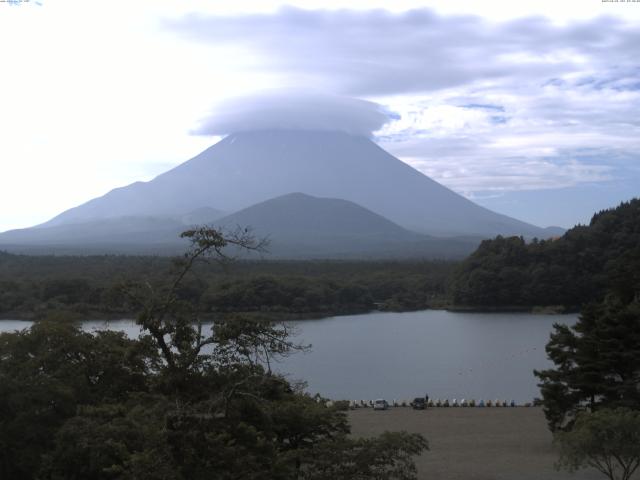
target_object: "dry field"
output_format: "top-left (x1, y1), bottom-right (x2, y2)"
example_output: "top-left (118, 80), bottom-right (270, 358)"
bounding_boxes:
top-left (349, 407), bottom-right (622, 480)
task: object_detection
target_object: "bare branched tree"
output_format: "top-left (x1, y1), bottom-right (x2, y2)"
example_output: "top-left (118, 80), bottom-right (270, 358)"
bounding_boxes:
top-left (119, 226), bottom-right (280, 375)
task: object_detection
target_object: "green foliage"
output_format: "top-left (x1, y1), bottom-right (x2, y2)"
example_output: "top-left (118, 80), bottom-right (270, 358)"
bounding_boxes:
top-left (0, 322), bottom-right (153, 479)
top-left (450, 199), bottom-right (640, 308)
top-left (0, 252), bottom-right (453, 319)
top-left (535, 295), bottom-right (640, 431)
top-left (555, 408), bottom-right (640, 480)
top-left (0, 227), bottom-right (428, 479)
top-left (302, 431), bottom-right (428, 480)
top-left (202, 275), bottom-right (375, 315)
top-left (39, 398), bottom-right (176, 480)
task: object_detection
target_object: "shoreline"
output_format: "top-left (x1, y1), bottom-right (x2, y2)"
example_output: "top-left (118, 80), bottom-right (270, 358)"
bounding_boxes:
top-left (0, 304), bottom-right (578, 322)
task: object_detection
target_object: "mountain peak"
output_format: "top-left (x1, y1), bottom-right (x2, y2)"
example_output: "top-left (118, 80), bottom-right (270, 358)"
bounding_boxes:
top-left (216, 192), bottom-right (410, 237)
top-left (28, 129), bottom-right (550, 238)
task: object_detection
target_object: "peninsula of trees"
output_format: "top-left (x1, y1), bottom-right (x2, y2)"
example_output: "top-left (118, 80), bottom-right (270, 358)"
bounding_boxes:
top-left (450, 199), bottom-right (640, 310)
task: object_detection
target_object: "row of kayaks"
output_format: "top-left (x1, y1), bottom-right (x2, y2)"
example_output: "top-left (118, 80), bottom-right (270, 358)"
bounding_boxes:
top-left (349, 398), bottom-right (534, 408)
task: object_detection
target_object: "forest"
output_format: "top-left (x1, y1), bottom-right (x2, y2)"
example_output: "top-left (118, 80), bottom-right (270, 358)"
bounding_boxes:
top-left (449, 199), bottom-right (640, 309)
top-left (0, 252), bottom-right (453, 320)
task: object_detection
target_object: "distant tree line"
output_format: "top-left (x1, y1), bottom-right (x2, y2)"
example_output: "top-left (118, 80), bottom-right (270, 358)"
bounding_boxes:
top-left (450, 199), bottom-right (640, 309)
top-left (0, 253), bottom-right (453, 319)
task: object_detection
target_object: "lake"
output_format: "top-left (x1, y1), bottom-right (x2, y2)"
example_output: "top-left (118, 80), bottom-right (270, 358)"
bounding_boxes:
top-left (0, 310), bottom-right (576, 403)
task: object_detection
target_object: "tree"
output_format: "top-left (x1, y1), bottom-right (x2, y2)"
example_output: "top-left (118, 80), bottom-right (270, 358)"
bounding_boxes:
top-left (301, 431), bottom-right (428, 480)
top-left (113, 226), bottom-right (428, 479)
top-left (119, 226), bottom-right (269, 386)
top-left (535, 294), bottom-right (640, 431)
top-left (555, 408), bottom-right (640, 480)
top-left (39, 398), bottom-right (177, 480)
top-left (0, 321), bottom-right (154, 480)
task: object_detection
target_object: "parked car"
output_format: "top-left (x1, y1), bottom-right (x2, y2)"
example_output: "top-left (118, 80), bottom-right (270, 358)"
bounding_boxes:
top-left (373, 399), bottom-right (389, 410)
top-left (411, 397), bottom-right (426, 410)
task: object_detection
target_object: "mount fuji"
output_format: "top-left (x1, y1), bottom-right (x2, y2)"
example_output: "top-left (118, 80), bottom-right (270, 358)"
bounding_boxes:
top-left (0, 129), bottom-right (561, 257)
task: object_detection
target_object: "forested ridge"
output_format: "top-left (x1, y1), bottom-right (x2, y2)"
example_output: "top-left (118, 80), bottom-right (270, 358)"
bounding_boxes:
top-left (0, 254), bottom-right (453, 319)
top-left (450, 198), bottom-right (640, 309)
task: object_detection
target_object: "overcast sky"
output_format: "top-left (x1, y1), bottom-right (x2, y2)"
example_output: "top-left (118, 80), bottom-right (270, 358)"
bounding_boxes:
top-left (1, 0), bottom-right (639, 232)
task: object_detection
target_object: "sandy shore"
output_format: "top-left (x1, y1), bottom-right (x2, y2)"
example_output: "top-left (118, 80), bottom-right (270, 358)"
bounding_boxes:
top-left (348, 407), bottom-right (619, 480)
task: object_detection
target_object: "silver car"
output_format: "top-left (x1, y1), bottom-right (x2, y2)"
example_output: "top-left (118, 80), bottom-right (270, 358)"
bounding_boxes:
top-left (373, 399), bottom-right (389, 410)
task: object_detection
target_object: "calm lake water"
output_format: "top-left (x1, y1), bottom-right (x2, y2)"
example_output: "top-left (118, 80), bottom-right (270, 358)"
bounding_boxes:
top-left (0, 310), bottom-right (576, 403)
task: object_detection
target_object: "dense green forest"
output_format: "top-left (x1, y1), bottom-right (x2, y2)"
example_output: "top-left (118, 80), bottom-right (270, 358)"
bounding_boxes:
top-left (450, 199), bottom-right (640, 309)
top-left (0, 252), bottom-right (453, 319)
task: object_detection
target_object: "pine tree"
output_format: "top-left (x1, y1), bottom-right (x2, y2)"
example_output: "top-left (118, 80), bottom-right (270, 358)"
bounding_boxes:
top-left (535, 295), bottom-right (640, 431)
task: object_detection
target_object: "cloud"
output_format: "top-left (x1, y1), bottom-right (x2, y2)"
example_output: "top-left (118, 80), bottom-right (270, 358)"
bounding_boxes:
top-left (168, 7), bottom-right (640, 203)
top-left (372, 68), bottom-right (640, 193)
top-left (406, 153), bottom-right (614, 194)
top-left (191, 91), bottom-right (396, 136)
top-left (166, 8), bottom-right (640, 96)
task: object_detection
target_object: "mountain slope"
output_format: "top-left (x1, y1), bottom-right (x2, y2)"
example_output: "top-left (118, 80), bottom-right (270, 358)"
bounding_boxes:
top-left (0, 216), bottom-right (185, 248)
top-left (0, 193), bottom-right (479, 258)
top-left (216, 192), bottom-right (413, 238)
top-left (213, 193), bottom-right (478, 259)
top-left (0, 207), bottom-right (226, 254)
top-left (39, 130), bottom-right (552, 238)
